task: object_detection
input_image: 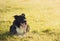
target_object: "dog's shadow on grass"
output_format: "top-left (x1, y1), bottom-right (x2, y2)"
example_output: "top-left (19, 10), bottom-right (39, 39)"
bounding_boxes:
top-left (0, 30), bottom-right (14, 41)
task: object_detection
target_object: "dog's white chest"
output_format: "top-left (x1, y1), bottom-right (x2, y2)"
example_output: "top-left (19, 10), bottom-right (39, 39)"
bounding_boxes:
top-left (16, 26), bottom-right (24, 35)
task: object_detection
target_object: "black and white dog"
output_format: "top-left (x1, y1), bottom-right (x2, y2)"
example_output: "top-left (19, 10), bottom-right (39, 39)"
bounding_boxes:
top-left (10, 13), bottom-right (29, 35)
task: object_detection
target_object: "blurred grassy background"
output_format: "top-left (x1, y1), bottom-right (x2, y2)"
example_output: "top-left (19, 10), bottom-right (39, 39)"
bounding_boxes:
top-left (0, 0), bottom-right (60, 41)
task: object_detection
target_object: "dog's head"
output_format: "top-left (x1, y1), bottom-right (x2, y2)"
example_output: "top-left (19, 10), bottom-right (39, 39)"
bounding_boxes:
top-left (14, 13), bottom-right (26, 24)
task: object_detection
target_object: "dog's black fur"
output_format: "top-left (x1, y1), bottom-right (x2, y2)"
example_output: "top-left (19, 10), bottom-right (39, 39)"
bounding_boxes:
top-left (10, 13), bottom-right (29, 35)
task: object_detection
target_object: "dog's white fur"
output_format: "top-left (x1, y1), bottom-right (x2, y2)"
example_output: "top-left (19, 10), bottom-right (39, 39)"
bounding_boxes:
top-left (15, 23), bottom-right (27, 35)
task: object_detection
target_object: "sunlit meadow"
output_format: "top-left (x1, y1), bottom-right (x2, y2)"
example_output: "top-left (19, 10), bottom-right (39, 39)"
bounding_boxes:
top-left (0, 0), bottom-right (60, 41)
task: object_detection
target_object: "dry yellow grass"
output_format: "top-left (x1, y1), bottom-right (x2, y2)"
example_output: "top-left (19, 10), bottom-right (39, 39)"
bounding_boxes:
top-left (0, 0), bottom-right (60, 41)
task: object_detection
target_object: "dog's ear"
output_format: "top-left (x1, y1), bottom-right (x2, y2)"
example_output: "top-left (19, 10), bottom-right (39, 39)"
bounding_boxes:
top-left (21, 13), bottom-right (25, 17)
top-left (14, 15), bottom-right (19, 19)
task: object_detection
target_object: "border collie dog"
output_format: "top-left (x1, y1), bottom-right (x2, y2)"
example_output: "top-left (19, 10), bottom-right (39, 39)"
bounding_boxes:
top-left (10, 13), bottom-right (29, 35)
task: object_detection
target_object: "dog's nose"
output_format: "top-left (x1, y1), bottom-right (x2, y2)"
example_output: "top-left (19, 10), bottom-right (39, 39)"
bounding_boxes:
top-left (24, 19), bottom-right (27, 22)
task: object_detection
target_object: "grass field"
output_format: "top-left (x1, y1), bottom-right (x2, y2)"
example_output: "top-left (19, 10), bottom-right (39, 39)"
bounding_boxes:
top-left (0, 0), bottom-right (60, 41)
